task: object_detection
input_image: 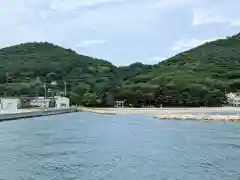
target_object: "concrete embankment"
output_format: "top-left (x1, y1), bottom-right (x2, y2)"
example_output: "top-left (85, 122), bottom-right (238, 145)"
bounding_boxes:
top-left (0, 108), bottom-right (78, 122)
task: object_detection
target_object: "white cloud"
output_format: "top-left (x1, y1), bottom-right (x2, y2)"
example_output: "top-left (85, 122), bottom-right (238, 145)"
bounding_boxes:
top-left (40, 11), bottom-right (49, 20)
top-left (76, 39), bottom-right (107, 47)
top-left (155, 0), bottom-right (193, 9)
top-left (229, 21), bottom-right (240, 27)
top-left (193, 9), bottom-right (225, 26)
top-left (0, 0), bottom-right (192, 49)
top-left (171, 37), bottom-right (225, 52)
top-left (148, 56), bottom-right (167, 63)
top-left (192, 7), bottom-right (240, 27)
top-left (49, 0), bottom-right (125, 12)
top-left (49, 0), bottom-right (192, 13)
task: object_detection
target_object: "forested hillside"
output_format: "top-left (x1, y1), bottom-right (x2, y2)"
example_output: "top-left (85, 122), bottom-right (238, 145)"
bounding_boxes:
top-left (118, 62), bottom-right (153, 81)
top-left (0, 42), bottom-right (121, 106)
top-left (0, 34), bottom-right (240, 107)
top-left (117, 35), bottom-right (240, 107)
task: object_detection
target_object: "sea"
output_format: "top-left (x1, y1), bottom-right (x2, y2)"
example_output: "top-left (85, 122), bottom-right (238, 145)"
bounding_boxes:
top-left (0, 112), bottom-right (240, 180)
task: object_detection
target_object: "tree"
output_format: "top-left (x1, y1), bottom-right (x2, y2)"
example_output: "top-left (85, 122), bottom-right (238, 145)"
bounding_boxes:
top-left (82, 92), bottom-right (101, 107)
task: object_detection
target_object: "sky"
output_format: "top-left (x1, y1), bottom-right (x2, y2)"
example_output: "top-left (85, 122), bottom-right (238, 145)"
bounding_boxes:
top-left (1, 0), bottom-right (240, 66)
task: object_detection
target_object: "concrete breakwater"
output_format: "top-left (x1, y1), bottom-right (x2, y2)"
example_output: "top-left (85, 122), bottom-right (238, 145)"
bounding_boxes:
top-left (154, 114), bottom-right (240, 122)
top-left (0, 108), bottom-right (78, 122)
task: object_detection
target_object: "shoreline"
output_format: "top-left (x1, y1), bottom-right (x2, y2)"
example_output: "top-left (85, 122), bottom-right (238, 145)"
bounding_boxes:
top-left (78, 107), bottom-right (240, 122)
top-left (78, 107), bottom-right (240, 114)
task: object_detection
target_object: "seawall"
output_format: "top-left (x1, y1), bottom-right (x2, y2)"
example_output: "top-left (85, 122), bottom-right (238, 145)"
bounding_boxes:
top-left (0, 108), bottom-right (78, 122)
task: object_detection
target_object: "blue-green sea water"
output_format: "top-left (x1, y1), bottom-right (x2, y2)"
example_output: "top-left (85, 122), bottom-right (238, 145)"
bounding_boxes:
top-left (0, 112), bottom-right (240, 180)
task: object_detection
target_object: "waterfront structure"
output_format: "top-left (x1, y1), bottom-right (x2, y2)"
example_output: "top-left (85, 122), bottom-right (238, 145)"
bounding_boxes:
top-left (0, 97), bottom-right (21, 110)
top-left (30, 96), bottom-right (70, 108)
top-left (226, 92), bottom-right (240, 106)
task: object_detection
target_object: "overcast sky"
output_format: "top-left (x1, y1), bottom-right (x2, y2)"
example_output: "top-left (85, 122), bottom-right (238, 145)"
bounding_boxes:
top-left (1, 0), bottom-right (240, 66)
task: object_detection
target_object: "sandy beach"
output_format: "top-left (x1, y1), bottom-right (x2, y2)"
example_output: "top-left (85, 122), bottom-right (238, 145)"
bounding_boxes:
top-left (79, 107), bottom-right (240, 121)
top-left (79, 107), bottom-right (240, 115)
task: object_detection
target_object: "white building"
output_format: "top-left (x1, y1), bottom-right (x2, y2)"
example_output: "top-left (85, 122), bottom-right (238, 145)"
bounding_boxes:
top-left (30, 96), bottom-right (70, 108)
top-left (55, 96), bottom-right (70, 108)
top-left (0, 98), bottom-right (21, 110)
top-left (226, 92), bottom-right (240, 106)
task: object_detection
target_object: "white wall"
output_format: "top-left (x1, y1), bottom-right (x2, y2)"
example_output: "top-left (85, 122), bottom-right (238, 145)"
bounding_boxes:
top-left (29, 97), bottom-right (70, 109)
top-left (55, 97), bottom-right (70, 108)
top-left (30, 99), bottom-right (50, 108)
top-left (0, 98), bottom-right (21, 110)
top-left (227, 93), bottom-right (240, 106)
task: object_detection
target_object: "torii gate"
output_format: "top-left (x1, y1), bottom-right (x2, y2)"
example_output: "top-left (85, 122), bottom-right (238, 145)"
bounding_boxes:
top-left (116, 100), bottom-right (125, 108)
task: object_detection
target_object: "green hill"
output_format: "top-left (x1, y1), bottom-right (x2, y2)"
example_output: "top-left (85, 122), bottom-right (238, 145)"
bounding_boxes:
top-left (119, 35), bottom-right (240, 107)
top-left (118, 62), bottom-right (153, 81)
top-left (0, 34), bottom-right (240, 107)
top-left (0, 42), bottom-right (121, 106)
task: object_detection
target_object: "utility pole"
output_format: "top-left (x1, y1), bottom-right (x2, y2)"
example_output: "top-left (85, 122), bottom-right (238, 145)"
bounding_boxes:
top-left (50, 81), bottom-right (57, 99)
top-left (64, 81), bottom-right (67, 97)
top-left (5, 72), bottom-right (8, 84)
top-left (44, 83), bottom-right (47, 99)
top-left (5, 72), bottom-right (8, 97)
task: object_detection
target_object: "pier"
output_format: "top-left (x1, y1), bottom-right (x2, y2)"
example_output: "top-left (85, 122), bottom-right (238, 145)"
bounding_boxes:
top-left (0, 108), bottom-right (78, 122)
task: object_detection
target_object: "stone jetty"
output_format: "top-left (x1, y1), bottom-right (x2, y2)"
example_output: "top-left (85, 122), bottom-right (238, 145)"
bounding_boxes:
top-left (78, 107), bottom-right (117, 115)
top-left (154, 114), bottom-right (240, 122)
